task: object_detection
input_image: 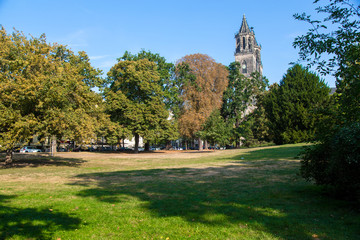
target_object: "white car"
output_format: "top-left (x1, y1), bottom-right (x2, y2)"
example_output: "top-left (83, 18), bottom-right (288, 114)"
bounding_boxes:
top-left (20, 146), bottom-right (42, 153)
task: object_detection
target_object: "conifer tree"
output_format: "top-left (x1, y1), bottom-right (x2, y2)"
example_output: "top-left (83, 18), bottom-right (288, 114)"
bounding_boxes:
top-left (262, 64), bottom-right (330, 144)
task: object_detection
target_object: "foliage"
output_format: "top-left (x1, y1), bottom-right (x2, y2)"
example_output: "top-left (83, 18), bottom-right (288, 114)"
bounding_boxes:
top-left (118, 50), bottom-right (177, 112)
top-left (294, 0), bottom-right (360, 198)
top-left (300, 122), bottom-right (360, 200)
top-left (196, 110), bottom-right (231, 146)
top-left (0, 28), bottom-right (105, 163)
top-left (261, 64), bottom-right (330, 145)
top-left (293, 0), bottom-right (360, 122)
top-left (221, 62), bottom-right (268, 147)
top-left (175, 54), bottom-right (228, 140)
top-left (116, 50), bottom-right (179, 147)
top-left (105, 59), bottom-right (175, 153)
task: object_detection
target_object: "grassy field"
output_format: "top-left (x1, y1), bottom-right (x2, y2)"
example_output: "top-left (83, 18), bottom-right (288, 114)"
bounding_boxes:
top-left (0, 144), bottom-right (359, 239)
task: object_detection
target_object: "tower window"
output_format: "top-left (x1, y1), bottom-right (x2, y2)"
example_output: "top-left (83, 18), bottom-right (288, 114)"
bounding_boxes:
top-left (242, 61), bottom-right (247, 74)
top-left (243, 37), bottom-right (246, 50)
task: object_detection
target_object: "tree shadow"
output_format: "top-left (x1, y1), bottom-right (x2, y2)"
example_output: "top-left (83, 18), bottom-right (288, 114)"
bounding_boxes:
top-left (69, 158), bottom-right (359, 239)
top-left (0, 194), bottom-right (81, 239)
top-left (0, 154), bottom-right (87, 168)
top-left (230, 145), bottom-right (304, 162)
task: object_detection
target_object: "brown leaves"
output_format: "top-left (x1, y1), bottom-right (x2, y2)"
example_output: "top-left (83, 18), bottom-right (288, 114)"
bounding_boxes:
top-left (176, 54), bottom-right (228, 138)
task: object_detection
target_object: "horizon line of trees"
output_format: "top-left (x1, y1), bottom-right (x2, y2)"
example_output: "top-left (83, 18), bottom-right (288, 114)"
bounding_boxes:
top-left (0, 26), bottom-right (335, 164)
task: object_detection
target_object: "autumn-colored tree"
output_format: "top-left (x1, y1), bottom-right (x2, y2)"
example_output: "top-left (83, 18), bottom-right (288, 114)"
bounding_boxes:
top-left (105, 59), bottom-right (173, 153)
top-left (0, 28), bottom-right (105, 164)
top-left (176, 54), bottom-right (228, 150)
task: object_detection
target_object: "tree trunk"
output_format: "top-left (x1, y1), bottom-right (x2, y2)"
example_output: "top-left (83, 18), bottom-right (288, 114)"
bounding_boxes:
top-left (5, 149), bottom-right (13, 166)
top-left (198, 137), bottom-right (203, 151)
top-left (165, 140), bottom-right (172, 150)
top-left (134, 133), bottom-right (139, 153)
top-left (184, 140), bottom-right (188, 150)
top-left (51, 136), bottom-right (57, 156)
top-left (204, 140), bottom-right (208, 150)
top-left (144, 142), bottom-right (150, 151)
top-left (235, 117), bottom-right (241, 148)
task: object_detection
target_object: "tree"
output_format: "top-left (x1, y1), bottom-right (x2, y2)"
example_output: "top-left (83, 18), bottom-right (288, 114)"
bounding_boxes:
top-left (118, 50), bottom-right (177, 111)
top-left (175, 54), bottom-right (228, 150)
top-left (293, 0), bottom-right (360, 122)
top-left (117, 50), bottom-right (179, 150)
top-left (105, 59), bottom-right (171, 153)
top-left (196, 110), bottom-right (231, 148)
top-left (0, 28), bottom-right (105, 164)
top-left (262, 64), bottom-right (330, 145)
top-left (294, 0), bottom-right (360, 198)
top-left (221, 62), bottom-right (268, 147)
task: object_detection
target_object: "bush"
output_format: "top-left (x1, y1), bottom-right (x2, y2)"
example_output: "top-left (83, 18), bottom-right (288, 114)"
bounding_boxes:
top-left (300, 122), bottom-right (360, 200)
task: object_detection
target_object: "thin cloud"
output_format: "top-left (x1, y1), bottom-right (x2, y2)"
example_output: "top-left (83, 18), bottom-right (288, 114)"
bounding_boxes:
top-left (89, 55), bottom-right (110, 60)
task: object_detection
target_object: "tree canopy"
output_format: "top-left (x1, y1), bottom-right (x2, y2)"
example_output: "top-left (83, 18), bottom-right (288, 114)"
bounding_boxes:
top-left (293, 0), bottom-right (360, 122)
top-left (261, 64), bottom-right (330, 145)
top-left (175, 54), bottom-right (228, 144)
top-left (0, 28), bottom-right (105, 164)
top-left (221, 61), bottom-right (268, 147)
top-left (294, 0), bottom-right (360, 199)
top-left (105, 59), bottom-right (175, 153)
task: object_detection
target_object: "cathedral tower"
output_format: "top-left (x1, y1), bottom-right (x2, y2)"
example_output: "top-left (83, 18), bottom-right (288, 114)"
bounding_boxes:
top-left (235, 15), bottom-right (262, 77)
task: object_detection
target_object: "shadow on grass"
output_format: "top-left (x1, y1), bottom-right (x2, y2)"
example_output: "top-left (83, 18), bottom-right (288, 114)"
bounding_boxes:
top-left (0, 194), bottom-right (81, 239)
top-left (0, 154), bottom-right (87, 168)
top-left (69, 145), bottom-right (360, 239)
top-left (231, 145), bottom-right (305, 162)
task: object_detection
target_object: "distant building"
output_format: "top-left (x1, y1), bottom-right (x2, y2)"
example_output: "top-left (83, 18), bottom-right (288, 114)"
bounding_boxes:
top-left (234, 15), bottom-right (263, 117)
top-left (235, 15), bottom-right (263, 77)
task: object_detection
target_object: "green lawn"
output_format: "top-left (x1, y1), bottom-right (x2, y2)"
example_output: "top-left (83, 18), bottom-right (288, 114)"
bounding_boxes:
top-left (0, 144), bottom-right (359, 239)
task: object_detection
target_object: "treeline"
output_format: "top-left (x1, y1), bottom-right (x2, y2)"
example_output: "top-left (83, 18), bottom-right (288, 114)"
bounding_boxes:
top-left (0, 27), bottom-right (336, 164)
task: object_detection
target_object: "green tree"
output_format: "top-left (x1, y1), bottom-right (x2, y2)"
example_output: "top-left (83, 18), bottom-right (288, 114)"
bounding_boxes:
top-left (0, 28), bottom-right (105, 164)
top-left (262, 64), bottom-right (330, 145)
top-left (105, 59), bottom-right (172, 153)
top-left (294, 0), bottom-right (360, 198)
top-left (293, 0), bottom-right (360, 122)
top-left (221, 62), bottom-right (268, 147)
top-left (196, 110), bottom-right (231, 148)
top-left (117, 50), bottom-right (179, 150)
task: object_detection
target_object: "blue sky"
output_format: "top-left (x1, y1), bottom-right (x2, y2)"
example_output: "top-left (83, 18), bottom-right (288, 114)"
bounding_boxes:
top-left (0, 0), bottom-right (344, 87)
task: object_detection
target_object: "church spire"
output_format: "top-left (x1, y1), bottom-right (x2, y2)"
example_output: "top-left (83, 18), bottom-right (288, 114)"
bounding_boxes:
top-left (239, 14), bottom-right (251, 33)
top-left (235, 15), bottom-right (263, 77)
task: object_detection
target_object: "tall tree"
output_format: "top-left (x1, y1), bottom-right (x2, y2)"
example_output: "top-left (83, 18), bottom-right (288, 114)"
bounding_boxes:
top-left (293, 0), bottom-right (360, 198)
top-left (117, 50), bottom-right (179, 149)
top-left (221, 62), bottom-right (268, 147)
top-left (293, 0), bottom-right (360, 122)
top-left (262, 64), bottom-right (330, 145)
top-left (175, 54), bottom-right (228, 150)
top-left (105, 59), bottom-right (171, 153)
top-left (0, 28), bottom-right (105, 164)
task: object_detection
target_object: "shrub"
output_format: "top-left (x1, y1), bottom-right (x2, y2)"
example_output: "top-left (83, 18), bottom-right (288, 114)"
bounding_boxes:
top-left (300, 122), bottom-right (360, 200)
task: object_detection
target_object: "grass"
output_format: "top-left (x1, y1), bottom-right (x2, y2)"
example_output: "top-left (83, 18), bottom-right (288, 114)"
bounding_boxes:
top-left (0, 144), bottom-right (359, 239)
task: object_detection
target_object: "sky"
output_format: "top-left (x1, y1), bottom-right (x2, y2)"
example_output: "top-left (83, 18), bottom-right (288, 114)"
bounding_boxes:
top-left (0, 0), bottom-right (349, 87)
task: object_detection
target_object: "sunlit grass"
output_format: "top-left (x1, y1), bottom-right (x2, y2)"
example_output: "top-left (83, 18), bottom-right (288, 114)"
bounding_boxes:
top-left (0, 144), bottom-right (359, 239)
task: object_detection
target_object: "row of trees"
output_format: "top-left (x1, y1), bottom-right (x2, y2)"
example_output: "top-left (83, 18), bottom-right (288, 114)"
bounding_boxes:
top-left (0, 28), bottom-right (334, 165)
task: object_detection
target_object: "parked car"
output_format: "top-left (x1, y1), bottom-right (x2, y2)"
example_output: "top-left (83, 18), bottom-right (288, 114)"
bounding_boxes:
top-left (20, 146), bottom-right (42, 153)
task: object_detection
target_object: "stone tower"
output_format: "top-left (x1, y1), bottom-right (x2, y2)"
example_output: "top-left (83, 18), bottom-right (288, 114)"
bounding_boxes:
top-left (235, 15), bottom-right (262, 77)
